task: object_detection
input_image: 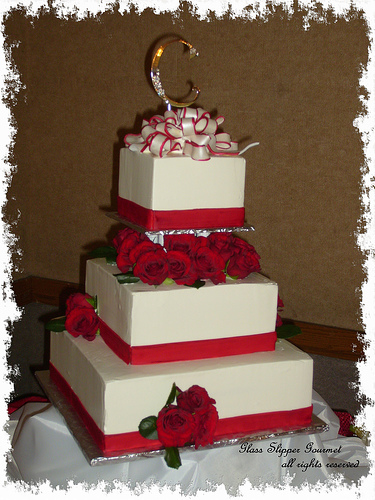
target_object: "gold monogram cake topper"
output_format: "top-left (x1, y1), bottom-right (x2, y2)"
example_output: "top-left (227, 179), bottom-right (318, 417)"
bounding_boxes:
top-left (151, 38), bottom-right (200, 110)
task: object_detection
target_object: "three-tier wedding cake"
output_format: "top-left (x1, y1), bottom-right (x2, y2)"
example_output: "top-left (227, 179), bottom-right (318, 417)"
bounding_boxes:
top-left (48, 39), bottom-right (313, 468)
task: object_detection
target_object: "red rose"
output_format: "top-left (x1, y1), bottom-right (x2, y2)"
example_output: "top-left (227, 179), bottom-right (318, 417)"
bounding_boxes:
top-left (163, 234), bottom-right (200, 255)
top-left (174, 270), bottom-right (198, 286)
top-left (129, 240), bottom-right (162, 264)
top-left (226, 238), bottom-right (261, 279)
top-left (166, 250), bottom-right (198, 285)
top-left (65, 306), bottom-right (99, 341)
top-left (177, 385), bottom-right (216, 413)
top-left (194, 236), bottom-right (208, 248)
top-left (113, 227), bottom-right (141, 251)
top-left (192, 405), bottom-right (219, 449)
top-left (116, 232), bottom-right (146, 272)
top-left (207, 232), bottom-right (235, 263)
top-left (166, 251), bottom-right (191, 279)
top-left (191, 246), bottom-right (226, 284)
top-left (116, 251), bottom-right (132, 273)
top-left (66, 293), bottom-right (94, 315)
top-left (230, 237), bottom-right (255, 254)
top-left (133, 247), bottom-right (169, 285)
top-left (156, 405), bottom-right (196, 448)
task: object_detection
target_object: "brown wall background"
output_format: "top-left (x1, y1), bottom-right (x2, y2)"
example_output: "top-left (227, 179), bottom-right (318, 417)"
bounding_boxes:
top-left (3, 3), bottom-right (369, 331)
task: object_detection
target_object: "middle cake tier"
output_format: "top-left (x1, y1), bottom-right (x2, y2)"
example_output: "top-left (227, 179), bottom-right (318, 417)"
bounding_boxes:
top-left (86, 258), bottom-right (278, 365)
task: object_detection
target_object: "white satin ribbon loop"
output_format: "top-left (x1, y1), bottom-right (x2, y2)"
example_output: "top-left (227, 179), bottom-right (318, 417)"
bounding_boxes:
top-left (124, 108), bottom-right (238, 161)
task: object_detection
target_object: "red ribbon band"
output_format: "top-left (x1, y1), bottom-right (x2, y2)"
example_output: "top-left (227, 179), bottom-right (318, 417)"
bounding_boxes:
top-left (98, 319), bottom-right (277, 365)
top-left (117, 196), bottom-right (245, 230)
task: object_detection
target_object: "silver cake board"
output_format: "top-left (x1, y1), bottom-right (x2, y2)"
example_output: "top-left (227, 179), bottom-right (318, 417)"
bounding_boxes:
top-left (35, 370), bottom-right (329, 467)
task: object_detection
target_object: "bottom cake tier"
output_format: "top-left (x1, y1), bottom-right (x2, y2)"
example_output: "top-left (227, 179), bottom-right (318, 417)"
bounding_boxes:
top-left (49, 332), bottom-right (313, 458)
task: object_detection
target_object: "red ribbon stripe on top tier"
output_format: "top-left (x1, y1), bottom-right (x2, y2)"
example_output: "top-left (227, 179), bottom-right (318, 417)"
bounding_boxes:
top-left (117, 197), bottom-right (245, 230)
top-left (98, 319), bottom-right (277, 365)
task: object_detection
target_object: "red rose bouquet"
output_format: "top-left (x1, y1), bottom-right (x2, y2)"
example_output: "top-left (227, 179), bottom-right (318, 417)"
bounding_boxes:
top-left (45, 293), bottom-right (100, 341)
top-left (139, 383), bottom-right (218, 469)
top-left (104, 228), bottom-right (262, 288)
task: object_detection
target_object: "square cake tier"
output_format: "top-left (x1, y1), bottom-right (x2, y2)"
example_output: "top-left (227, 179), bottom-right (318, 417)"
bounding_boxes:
top-left (118, 148), bottom-right (246, 230)
top-left (50, 332), bottom-right (313, 458)
top-left (86, 258), bottom-right (278, 364)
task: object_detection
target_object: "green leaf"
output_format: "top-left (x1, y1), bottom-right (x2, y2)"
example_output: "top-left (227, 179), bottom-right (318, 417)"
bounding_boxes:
top-left (165, 383), bottom-right (177, 407)
top-left (45, 316), bottom-right (66, 332)
top-left (138, 416), bottom-right (158, 440)
top-left (184, 279), bottom-right (206, 289)
top-left (89, 246), bottom-right (118, 264)
top-left (85, 295), bottom-right (96, 308)
top-left (164, 447), bottom-right (182, 469)
top-left (162, 277), bottom-right (175, 286)
top-left (114, 273), bottom-right (140, 284)
top-left (276, 324), bottom-right (302, 339)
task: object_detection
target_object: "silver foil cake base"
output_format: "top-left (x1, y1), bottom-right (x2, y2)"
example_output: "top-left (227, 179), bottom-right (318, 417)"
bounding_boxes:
top-left (35, 370), bottom-right (329, 467)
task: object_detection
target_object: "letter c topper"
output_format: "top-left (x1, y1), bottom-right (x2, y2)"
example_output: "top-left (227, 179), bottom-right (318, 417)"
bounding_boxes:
top-left (151, 38), bottom-right (200, 110)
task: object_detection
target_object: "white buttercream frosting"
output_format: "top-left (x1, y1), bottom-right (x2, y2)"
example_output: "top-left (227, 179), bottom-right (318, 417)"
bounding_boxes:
top-left (118, 148), bottom-right (246, 211)
top-left (50, 333), bottom-right (313, 435)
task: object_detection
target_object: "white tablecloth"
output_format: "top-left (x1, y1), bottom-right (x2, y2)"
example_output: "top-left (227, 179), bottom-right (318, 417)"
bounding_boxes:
top-left (7, 391), bottom-right (369, 492)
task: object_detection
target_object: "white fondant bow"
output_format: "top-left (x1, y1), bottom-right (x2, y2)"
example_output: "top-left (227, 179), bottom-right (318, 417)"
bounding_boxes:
top-left (124, 108), bottom-right (238, 161)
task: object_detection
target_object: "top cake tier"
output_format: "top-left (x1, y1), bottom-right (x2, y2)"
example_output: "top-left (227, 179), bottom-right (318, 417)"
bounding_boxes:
top-left (118, 149), bottom-right (246, 231)
top-left (117, 107), bottom-right (248, 231)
